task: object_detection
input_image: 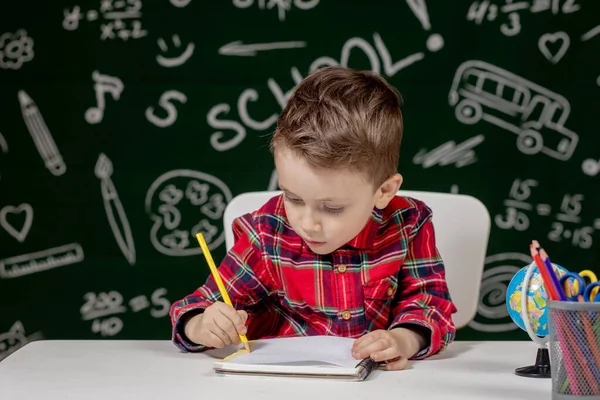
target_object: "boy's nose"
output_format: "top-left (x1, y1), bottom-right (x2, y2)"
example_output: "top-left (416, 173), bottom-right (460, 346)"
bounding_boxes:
top-left (301, 210), bottom-right (322, 234)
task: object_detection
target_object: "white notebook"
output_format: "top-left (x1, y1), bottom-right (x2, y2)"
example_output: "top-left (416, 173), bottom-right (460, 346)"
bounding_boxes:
top-left (213, 335), bottom-right (377, 381)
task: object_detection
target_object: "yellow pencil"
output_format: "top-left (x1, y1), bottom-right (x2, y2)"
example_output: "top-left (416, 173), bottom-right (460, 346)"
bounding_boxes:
top-left (195, 233), bottom-right (250, 353)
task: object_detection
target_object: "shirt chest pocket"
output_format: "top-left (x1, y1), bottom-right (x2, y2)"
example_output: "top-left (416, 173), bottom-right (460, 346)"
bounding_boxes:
top-left (363, 275), bottom-right (399, 331)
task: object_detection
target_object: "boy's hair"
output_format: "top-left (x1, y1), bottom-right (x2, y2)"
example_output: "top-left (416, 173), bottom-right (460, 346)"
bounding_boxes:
top-left (270, 66), bottom-right (403, 186)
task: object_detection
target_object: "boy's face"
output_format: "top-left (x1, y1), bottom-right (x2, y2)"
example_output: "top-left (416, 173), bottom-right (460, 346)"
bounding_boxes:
top-left (275, 146), bottom-right (401, 255)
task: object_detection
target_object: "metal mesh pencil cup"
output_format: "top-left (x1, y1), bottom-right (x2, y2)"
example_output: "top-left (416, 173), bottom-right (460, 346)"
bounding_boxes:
top-left (548, 300), bottom-right (600, 399)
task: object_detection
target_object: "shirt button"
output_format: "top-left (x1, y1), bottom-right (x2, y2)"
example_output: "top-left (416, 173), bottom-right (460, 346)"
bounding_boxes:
top-left (338, 264), bottom-right (347, 273)
top-left (387, 287), bottom-right (394, 297)
top-left (341, 311), bottom-right (351, 320)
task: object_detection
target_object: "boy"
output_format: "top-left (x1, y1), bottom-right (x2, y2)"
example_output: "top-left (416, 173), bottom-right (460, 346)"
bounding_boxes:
top-left (170, 66), bottom-right (457, 370)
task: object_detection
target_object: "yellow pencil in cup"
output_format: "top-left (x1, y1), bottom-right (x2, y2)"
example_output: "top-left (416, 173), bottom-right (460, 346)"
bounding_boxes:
top-left (195, 233), bottom-right (250, 353)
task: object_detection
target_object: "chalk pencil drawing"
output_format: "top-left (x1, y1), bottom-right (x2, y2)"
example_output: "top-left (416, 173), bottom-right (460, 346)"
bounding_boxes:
top-left (156, 35), bottom-right (195, 67)
top-left (18, 90), bottom-right (67, 176)
top-left (0, 204), bottom-right (33, 243)
top-left (413, 134), bottom-right (484, 168)
top-left (219, 40), bottom-right (307, 56)
top-left (449, 60), bottom-right (578, 161)
top-left (0, 29), bottom-right (34, 70)
top-left (0, 321), bottom-right (44, 362)
top-left (468, 252), bottom-right (532, 333)
top-left (538, 31), bottom-right (569, 64)
top-left (145, 90), bottom-right (187, 128)
top-left (0, 243), bottom-right (84, 279)
top-left (145, 170), bottom-right (233, 256)
top-left (85, 70), bottom-right (124, 124)
top-left (95, 154), bottom-right (136, 265)
top-left (582, 158), bottom-right (600, 177)
top-left (405, 0), bottom-right (444, 52)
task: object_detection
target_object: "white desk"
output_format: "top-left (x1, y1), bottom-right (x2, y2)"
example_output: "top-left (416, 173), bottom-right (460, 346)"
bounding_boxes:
top-left (0, 340), bottom-right (550, 399)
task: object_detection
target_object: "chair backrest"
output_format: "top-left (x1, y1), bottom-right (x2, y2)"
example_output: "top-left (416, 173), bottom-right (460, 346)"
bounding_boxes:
top-left (223, 190), bottom-right (491, 329)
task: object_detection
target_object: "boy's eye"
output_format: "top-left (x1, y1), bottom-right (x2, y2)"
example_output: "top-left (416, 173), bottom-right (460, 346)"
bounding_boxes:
top-left (324, 206), bottom-right (345, 214)
top-left (283, 194), bottom-right (302, 203)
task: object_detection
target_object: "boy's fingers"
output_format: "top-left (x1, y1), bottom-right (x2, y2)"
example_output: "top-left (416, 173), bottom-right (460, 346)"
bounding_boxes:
top-left (236, 310), bottom-right (248, 333)
top-left (215, 317), bottom-right (239, 345)
top-left (353, 330), bottom-right (384, 353)
top-left (353, 338), bottom-right (387, 360)
top-left (217, 305), bottom-right (246, 332)
top-left (211, 322), bottom-right (233, 346)
top-left (370, 347), bottom-right (400, 363)
top-left (384, 357), bottom-right (408, 371)
top-left (203, 330), bottom-right (226, 349)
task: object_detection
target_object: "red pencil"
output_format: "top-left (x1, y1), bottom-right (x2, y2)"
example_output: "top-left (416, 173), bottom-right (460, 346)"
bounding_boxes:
top-left (530, 243), bottom-right (559, 301)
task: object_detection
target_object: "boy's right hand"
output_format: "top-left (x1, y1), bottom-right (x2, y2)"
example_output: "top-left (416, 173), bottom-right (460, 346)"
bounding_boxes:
top-left (184, 301), bottom-right (248, 348)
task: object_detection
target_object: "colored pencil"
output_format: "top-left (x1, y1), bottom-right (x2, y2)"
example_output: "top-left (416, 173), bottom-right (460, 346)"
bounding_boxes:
top-left (195, 233), bottom-right (250, 353)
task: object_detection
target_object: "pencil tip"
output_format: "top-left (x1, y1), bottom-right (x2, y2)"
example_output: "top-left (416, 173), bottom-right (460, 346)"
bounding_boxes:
top-left (244, 343), bottom-right (251, 353)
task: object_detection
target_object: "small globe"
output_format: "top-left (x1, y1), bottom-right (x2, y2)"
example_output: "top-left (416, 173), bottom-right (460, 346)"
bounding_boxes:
top-left (506, 262), bottom-right (569, 337)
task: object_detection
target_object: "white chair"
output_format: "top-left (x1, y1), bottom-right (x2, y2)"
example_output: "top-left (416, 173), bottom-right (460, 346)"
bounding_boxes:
top-left (223, 190), bottom-right (491, 329)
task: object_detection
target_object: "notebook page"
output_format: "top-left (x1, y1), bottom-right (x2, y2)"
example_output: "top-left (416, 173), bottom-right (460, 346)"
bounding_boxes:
top-left (223, 336), bottom-right (359, 368)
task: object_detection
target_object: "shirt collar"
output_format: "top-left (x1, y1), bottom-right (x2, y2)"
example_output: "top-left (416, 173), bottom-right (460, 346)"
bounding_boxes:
top-left (345, 206), bottom-right (383, 250)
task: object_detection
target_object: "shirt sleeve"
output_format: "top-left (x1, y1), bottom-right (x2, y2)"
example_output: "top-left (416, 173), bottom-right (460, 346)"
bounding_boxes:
top-left (169, 213), bottom-right (274, 352)
top-left (388, 206), bottom-right (457, 360)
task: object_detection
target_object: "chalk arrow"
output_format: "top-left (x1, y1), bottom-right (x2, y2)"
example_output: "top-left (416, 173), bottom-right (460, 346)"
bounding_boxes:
top-left (218, 40), bottom-right (307, 56)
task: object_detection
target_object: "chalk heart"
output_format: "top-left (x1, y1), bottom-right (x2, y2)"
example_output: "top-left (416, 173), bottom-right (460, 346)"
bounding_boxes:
top-left (538, 32), bottom-right (570, 64)
top-left (0, 203), bottom-right (33, 243)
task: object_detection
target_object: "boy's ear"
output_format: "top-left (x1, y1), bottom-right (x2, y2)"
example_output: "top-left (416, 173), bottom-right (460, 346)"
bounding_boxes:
top-left (375, 173), bottom-right (403, 209)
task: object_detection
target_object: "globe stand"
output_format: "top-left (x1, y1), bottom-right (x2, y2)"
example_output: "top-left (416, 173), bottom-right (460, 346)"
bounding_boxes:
top-left (514, 346), bottom-right (551, 378)
top-left (514, 261), bottom-right (552, 379)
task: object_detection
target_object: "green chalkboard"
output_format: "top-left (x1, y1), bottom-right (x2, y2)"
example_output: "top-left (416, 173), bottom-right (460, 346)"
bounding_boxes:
top-left (1, 0), bottom-right (599, 359)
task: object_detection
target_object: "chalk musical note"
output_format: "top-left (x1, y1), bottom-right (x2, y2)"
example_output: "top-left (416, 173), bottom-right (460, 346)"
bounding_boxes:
top-left (95, 153), bottom-right (136, 265)
top-left (85, 70), bottom-right (124, 124)
top-left (18, 90), bottom-right (67, 176)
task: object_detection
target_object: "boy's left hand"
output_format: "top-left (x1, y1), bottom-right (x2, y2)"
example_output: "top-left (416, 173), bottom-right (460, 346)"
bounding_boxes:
top-left (351, 328), bottom-right (427, 371)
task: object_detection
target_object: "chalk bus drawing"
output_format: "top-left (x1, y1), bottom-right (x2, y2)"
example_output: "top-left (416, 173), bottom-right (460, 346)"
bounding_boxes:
top-left (145, 170), bottom-right (233, 256)
top-left (0, 243), bottom-right (84, 279)
top-left (0, 321), bottom-right (44, 361)
top-left (18, 90), bottom-right (67, 176)
top-left (145, 90), bottom-right (187, 127)
top-left (95, 154), bottom-right (136, 265)
top-left (85, 70), bottom-right (124, 124)
top-left (449, 60), bottom-right (578, 161)
top-left (0, 204), bottom-right (33, 242)
top-left (156, 35), bottom-right (195, 67)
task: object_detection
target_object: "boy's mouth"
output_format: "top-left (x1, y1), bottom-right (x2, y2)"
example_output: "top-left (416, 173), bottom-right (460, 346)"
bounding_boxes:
top-left (305, 239), bottom-right (326, 247)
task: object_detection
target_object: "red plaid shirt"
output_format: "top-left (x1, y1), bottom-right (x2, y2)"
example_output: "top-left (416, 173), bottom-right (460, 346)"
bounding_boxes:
top-left (170, 195), bottom-right (457, 359)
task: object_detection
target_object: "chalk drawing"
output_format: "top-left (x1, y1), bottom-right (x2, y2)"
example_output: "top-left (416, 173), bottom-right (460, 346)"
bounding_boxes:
top-left (0, 133), bottom-right (7, 154)
top-left (18, 90), bottom-right (66, 176)
top-left (405, 0), bottom-right (444, 52)
top-left (145, 170), bottom-right (233, 256)
top-left (582, 159), bottom-right (600, 177)
top-left (449, 60), bottom-right (578, 161)
top-left (219, 40), bottom-right (307, 56)
top-left (170, 0), bottom-right (192, 7)
top-left (0, 204), bottom-right (33, 243)
top-left (63, 1), bottom-right (147, 41)
top-left (468, 252), bottom-right (532, 333)
top-left (413, 134), bottom-right (484, 168)
top-left (0, 29), bottom-right (34, 70)
top-left (538, 31), bottom-right (570, 64)
top-left (156, 35), bottom-right (195, 67)
top-left (145, 90), bottom-right (187, 128)
top-left (0, 243), bottom-right (84, 279)
top-left (95, 154), bottom-right (136, 265)
top-left (85, 70), bottom-right (124, 124)
top-left (581, 24), bottom-right (600, 42)
top-left (232, 0), bottom-right (320, 22)
top-left (0, 321), bottom-right (44, 361)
